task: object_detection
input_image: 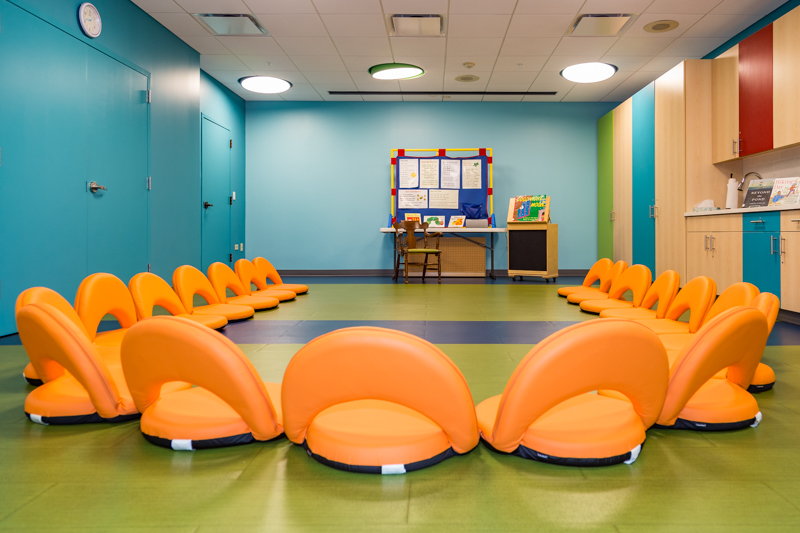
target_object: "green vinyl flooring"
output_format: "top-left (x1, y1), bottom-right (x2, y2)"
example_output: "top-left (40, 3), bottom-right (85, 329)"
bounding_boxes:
top-left (2, 281), bottom-right (800, 532)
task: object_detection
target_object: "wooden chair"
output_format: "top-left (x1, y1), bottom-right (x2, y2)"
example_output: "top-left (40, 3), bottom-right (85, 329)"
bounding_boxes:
top-left (392, 221), bottom-right (442, 284)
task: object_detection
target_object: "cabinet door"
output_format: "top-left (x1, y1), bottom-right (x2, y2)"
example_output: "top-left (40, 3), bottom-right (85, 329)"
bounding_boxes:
top-left (686, 232), bottom-right (712, 281)
top-left (712, 46), bottom-right (739, 163)
top-left (613, 98), bottom-right (633, 265)
top-left (781, 232), bottom-right (800, 312)
top-left (632, 82), bottom-right (656, 274)
top-left (773, 5), bottom-right (800, 149)
top-left (708, 231), bottom-right (743, 292)
top-left (739, 25), bottom-right (774, 156)
top-left (743, 231), bottom-right (781, 296)
top-left (597, 111), bottom-right (614, 260)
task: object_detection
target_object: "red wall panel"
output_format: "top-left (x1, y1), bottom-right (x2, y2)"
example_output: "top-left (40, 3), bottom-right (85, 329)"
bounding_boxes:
top-left (739, 24), bottom-right (774, 156)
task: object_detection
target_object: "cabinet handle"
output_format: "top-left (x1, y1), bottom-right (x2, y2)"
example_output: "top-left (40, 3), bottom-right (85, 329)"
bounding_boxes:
top-left (738, 134), bottom-right (743, 154)
top-left (750, 219), bottom-right (765, 224)
top-left (704, 235), bottom-right (709, 251)
top-left (781, 236), bottom-right (786, 264)
top-left (711, 235), bottom-right (716, 257)
top-left (648, 205), bottom-right (654, 218)
top-left (732, 139), bottom-right (737, 155)
top-left (791, 219), bottom-right (800, 223)
top-left (653, 205), bottom-right (659, 217)
top-left (771, 235), bottom-right (776, 255)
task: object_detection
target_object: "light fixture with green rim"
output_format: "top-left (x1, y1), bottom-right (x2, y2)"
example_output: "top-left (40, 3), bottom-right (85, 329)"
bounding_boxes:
top-left (239, 76), bottom-right (292, 94)
top-left (369, 63), bottom-right (425, 80)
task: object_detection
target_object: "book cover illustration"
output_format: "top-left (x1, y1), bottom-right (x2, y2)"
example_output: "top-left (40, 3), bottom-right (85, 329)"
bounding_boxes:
top-left (769, 177), bottom-right (800, 206)
top-left (424, 215), bottom-right (445, 228)
top-left (404, 213), bottom-right (421, 222)
top-left (743, 179), bottom-right (775, 208)
top-left (448, 215), bottom-right (465, 228)
top-left (513, 195), bottom-right (548, 221)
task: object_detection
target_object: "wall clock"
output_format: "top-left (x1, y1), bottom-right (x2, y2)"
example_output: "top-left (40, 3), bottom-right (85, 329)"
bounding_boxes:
top-left (78, 3), bottom-right (102, 38)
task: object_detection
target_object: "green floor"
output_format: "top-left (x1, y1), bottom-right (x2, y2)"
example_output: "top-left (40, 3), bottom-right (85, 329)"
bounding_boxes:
top-left (2, 283), bottom-right (800, 531)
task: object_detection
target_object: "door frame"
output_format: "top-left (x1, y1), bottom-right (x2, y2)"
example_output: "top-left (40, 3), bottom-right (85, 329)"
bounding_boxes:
top-left (200, 113), bottom-right (232, 269)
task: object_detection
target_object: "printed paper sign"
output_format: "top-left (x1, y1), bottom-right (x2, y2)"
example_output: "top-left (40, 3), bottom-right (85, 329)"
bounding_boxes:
top-left (420, 159), bottom-right (439, 188)
top-left (462, 159), bottom-right (481, 189)
top-left (441, 160), bottom-right (460, 189)
top-left (398, 189), bottom-right (428, 209)
top-left (429, 189), bottom-right (459, 209)
top-left (398, 159), bottom-right (419, 189)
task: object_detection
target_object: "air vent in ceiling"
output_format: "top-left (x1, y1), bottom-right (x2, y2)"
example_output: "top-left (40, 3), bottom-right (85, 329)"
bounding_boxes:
top-left (192, 14), bottom-right (269, 36)
top-left (566, 14), bottom-right (636, 37)
top-left (455, 75), bottom-right (480, 83)
top-left (389, 14), bottom-right (445, 37)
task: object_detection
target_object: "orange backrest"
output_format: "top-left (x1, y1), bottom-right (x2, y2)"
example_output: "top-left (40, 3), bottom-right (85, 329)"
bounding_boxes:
top-left (489, 320), bottom-right (669, 453)
top-left (658, 307), bottom-right (768, 426)
top-left (234, 259), bottom-right (258, 295)
top-left (74, 273), bottom-right (138, 341)
top-left (638, 270), bottom-right (681, 319)
top-left (598, 260), bottom-right (628, 293)
top-left (607, 264), bottom-right (652, 307)
top-left (281, 327), bottom-right (479, 454)
top-left (748, 292), bottom-right (780, 334)
top-left (253, 257), bottom-right (283, 288)
top-left (128, 273), bottom-right (188, 319)
top-left (121, 316), bottom-right (281, 441)
top-left (17, 303), bottom-right (126, 417)
top-left (663, 276), bottom-right (717, 333)
top-left (16, 287), bottom-right (89, 339)
top-left (581, 258), bottom-right (614, 287)
top-left (172, 265), bottom-right (221, 313)
top-left (701, 282), bottom-right (760, 326)
top-left (207, 262), bottom-right (249, 302)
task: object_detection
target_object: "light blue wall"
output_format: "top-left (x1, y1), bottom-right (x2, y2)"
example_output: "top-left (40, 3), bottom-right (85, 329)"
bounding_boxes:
top-left (245, 101), bottom-right (614, 271)
top-left (200, 71), bottom-right (247, 263)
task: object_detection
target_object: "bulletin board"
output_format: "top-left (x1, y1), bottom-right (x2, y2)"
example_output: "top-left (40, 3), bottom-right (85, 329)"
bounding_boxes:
top-left (390, 148), bottom-right (493, 227)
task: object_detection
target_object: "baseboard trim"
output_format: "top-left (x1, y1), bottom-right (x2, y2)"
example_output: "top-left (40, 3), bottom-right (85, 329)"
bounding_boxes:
top-left (778, 309), bottom-right (800, 326)
top-left (281, 269), bottom-right (589, 278)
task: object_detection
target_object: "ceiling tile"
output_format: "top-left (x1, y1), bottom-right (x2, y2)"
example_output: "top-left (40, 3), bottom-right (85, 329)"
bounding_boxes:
top-left (181, 34), bottom-right (232, 54)
top-left (639, 56), bottom-right (684, 71)
top-left (658, 37), bottom-right (726, 57)
top-left (224, 82), bottom-right (284, 99)
top-left (507, 15), bottom-right (574, 38)
top-left (645, 0), bottom-right (727, 14)
top-left (447, 15), bottom-right (511, 38)
top-left (492, 56), bottom-right (549, 71)
top-left (310, 82), bottom-right (358, 93)
top-left (449, 0), bottom-right (517, 15)
top-left (561, 70), bottom-right (633, 101)
top-left (710, 0), bottom-right (786, 15)
top-left (399, 72), bottom-right (444, 90)
top-left (332, 37), bottom-right (392, 56)
top-left (598, 55), bottom-right (651, 70)
top-left (342, 55), bottom-right (394, 71)
top-left (446, 38), bottom-right (503, 57)
top-left (541, 55), bottom-right (603, 71)
top-left (488, 71), bottom-right (538, 85)
top-left (321, 14), bottom-right (388, 37)
top-left (322, 94), bottom-right (364, 101)
top-left (237, 55), bottom-right (297, 70)
top-left (602, 70), bottom-right (658, 101)
top-left (485, 83), bottom-right (533, 93)
top-left (681, 14), bottom-right (754, 38)
top-left (443, 79), bottom-right (488, 90)
top-left (380, 0), bottom-right (448, 15)
top-left (274, 36), bottom-right (339, 55)
top-left (442, 94), bottom-right (484, 101)
top-left (393, 56), bottom-right (445, 70)
top-left (216, 36), bottom-right (285, 55)
top-left (521, 94), bottom-right (564, 101)
top-left (255, 14), bottom-right (328, 36)
top-left (130, 0), bottom-right (184, 13)
top-left (499, 38), bottom-right (560, 56)
top-left (244, 0), bottom-right (316, 13)
top-left (282, 93), bottom-right (324, 100)
top-left (403, 95), bottom-right (443, 101)
top-left (552, 36), bottom-right (618, 56)
top-left (279, 83), bottom-right (321, 95)
top-left (580, 0), bottom-right (655, 14)
top-left (622, 13), bottom-right (703, 38)
top-left (530, 70), bottom-right (575, 93)
top-left (313, 0), bottom-right (383, 14)
top-left (246, 70), bottom-right (309, 84)
top-left (205, 70), bottom-right (256, 83)
top-left (515, 0), bottom-right (584, 14)
top-left (290, 55), bottom-right (347, 71)
top-left (200, 54), bottom-right (248, 70)
top-left (350, 72), bottom-right (401, 90)
top-left (389, 37), bottom-right (446, 56)
top-left (149, 12), bottom-right (211, 36)
top-left (174, 0), bottom-right (251, 14)
top-left (605, 37), bottom-right (675, 56)
top-left (361, 94), bottom-right (404, 101)
top-left (482, 95), bottom-right (524, 102)
top-left (445, 56), bottom-right (497, 72)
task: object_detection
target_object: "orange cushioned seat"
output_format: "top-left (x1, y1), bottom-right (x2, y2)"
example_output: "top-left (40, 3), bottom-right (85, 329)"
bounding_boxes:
top-left (557, 258), bottom-right (613, 297)
top-left (282, 327), bottom-right (478, 474)
top-left (74, 273), bottom-right (140, 347)
top-left (476, 320), bottom-right (669, 466)
top-left (128, 272), bottom-right (227, 330)
top-left (563, 261), bottom-right (627, 303)
top-left (253, 256), bottom-right (308, 295)
top-left (207, 262), bottom-right (281, 310)
top-left (745, 292), bottom-right (780, 392)
top-left (234, 259), bottom-right (297, 301)
top-left (18, 303), bottom-right (189, 425)
top-left (599, 270), bottom-right (680, 320)
top-left (15, 287), bottom-right (91, 387)
top-left (172, 265), bottom-right (255, 321)
top-left (578, 265), bottom-right (651, 314)
top-left (121, 316), bottom-right (283, 450)
top-left (633, 276), bottom-right (716, 335)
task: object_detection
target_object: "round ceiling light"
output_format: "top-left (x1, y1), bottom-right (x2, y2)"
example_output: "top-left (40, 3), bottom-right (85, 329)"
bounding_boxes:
top-left (239, 76), bottom-right (292, 94)
top-left (560, 62), bottom-right (618, 84)
top-left (369, 63), bottom-right (424, 80)
top-left (455, 75), bottom-right (480, 82)
top-left (644, 20), bottom-right (680, 33)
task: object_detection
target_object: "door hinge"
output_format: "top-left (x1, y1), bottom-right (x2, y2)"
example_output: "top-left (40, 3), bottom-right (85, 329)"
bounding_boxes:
top-left (229, 196), bottom-right (233, 205)
top-left (229, 139), bottom-right (233, 148)
top-left (147, 176), bottom-right (151, 190)
top-left (147, 263), bottom-right (151, 272)
top-left (229, 253), bottom-right (233, 262)
top-left (146, 90), bottom-right (151, 103)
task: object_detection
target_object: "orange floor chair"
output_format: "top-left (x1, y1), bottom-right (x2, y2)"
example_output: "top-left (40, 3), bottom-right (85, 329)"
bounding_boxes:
top-left (74, 273), bottom-right (140, 347)
top-left (121, 316), bottom-right (283, 450)
top-left (558, 259), bottom-right (624, 300)
top-left (282, 327), bottom-right (479, 474)
top-left (651, 307), bottom-right (768, 431)
top-left (18, 303), bottom-right (189, 425)
top-left (575, 264), bottom-right (651, 311)
top-left (207, 262), bottom-right (282, 310)
top-left (234, 259), bottom-right (298, 301)
top-left (128, 273), bottom-right (227, 330)
top-left (476, 320), bottom-right (668, 466)
top-left (172, 265), bottom-right (255, 321)
top-left (633, 276), bottom-right (717, 335)
top-left (557, 258), bottom-right (613, 297)
top-left (747, 292), bottom-right (780, 392)
top-left (252, 257), bottom-right (309, 295)
top-left (598, 270), bottom-right (680, 320)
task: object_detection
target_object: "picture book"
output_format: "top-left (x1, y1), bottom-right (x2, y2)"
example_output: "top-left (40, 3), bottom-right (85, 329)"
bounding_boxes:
top-left (512, 195), bottom-right (549, 222)
top-left (404, 213), bottom-right (421, 222)
top-left (769, 177), bottom-right (800, 206)
top-left (743, 179), bottom-right (775, 208)
top-left (424, 215), bottom-right (445, 228)
top-left (448, 215), bottom-right (466, 228)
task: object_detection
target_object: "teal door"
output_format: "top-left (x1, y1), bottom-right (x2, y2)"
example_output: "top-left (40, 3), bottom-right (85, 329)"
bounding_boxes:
top-left (597, 111), bottom-right (614, 260)
top-left (632, 82), bottom-right (656, 274)
top-left (201, 117), bottom-right (232, 271)
top-left (743, 213), bottom-right (781, 296)
top-left (86, 51), bottom-right (149, 281)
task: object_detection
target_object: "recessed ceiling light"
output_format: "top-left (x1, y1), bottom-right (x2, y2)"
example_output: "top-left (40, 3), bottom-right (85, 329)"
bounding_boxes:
top-left (644, 20), bottom-right (679, 33)
top-left (369, 63), bottom-right (424, 80)
top-left (560, 63), bottom-right (618, 84)
top-left (239, 76), bottom-right (291, 94)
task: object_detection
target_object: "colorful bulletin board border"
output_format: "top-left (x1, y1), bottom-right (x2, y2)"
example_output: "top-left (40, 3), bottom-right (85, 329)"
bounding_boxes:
top-left (390, 148), bottom-right (493, 226)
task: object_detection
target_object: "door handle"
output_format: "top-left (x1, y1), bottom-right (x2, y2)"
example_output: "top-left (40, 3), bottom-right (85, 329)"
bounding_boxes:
top-left (770, 235), bottom-right (776, 255)
top-left (649, 205), bottom-right (655, 218)
top-left (88, 181), bottom-right (107, 193)
top-left (781, 236), bottom-right (786, 263)
top-left (203, 202), bottom-right (213, 209)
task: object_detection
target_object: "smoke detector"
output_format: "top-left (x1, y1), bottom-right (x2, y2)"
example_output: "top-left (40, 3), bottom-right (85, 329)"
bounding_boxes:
top-left (388, 14), bottom-right (445, 37)
top-left (644, 20), bottom-right (680, 33)
top-left (566, 14), bottom-right (636, 36)
top-left (455, 75), bottom-right (480, 83)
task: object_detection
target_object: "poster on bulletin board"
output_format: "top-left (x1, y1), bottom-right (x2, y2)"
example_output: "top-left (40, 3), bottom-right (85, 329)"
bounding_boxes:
top-left (390, 149), bottom-right (493, 228)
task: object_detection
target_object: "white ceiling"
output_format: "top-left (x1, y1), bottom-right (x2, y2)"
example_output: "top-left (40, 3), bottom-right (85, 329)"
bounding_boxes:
top-left (131, 0), bottom-right (789, 102)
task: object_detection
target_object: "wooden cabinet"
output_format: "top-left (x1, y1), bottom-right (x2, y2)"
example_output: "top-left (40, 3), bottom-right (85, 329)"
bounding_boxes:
top-left (743, 212), bottom-right (781, 297)
top-left (738, 25), bottom-right (774, 156)
top-left (631, 82), bottom-right (656, 273)
top-left (612, 98), bottom-right (633, 265)
top-left (686, 214), bottom-right (743, 292)
top-left (597, 111), bottom-right (614, 260)
top-left (781, 211), bottom-right (800, 312)
top-left (712, 45), bottom-right (740, 163)
top-left (773, 5), bottom-right (800, 150)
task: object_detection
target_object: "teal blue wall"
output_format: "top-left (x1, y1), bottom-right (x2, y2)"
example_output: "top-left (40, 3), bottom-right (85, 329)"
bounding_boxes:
top-left (245, 102), bottom-right (614, 271)
top-left (200, 71), bottom-right (247, 263)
